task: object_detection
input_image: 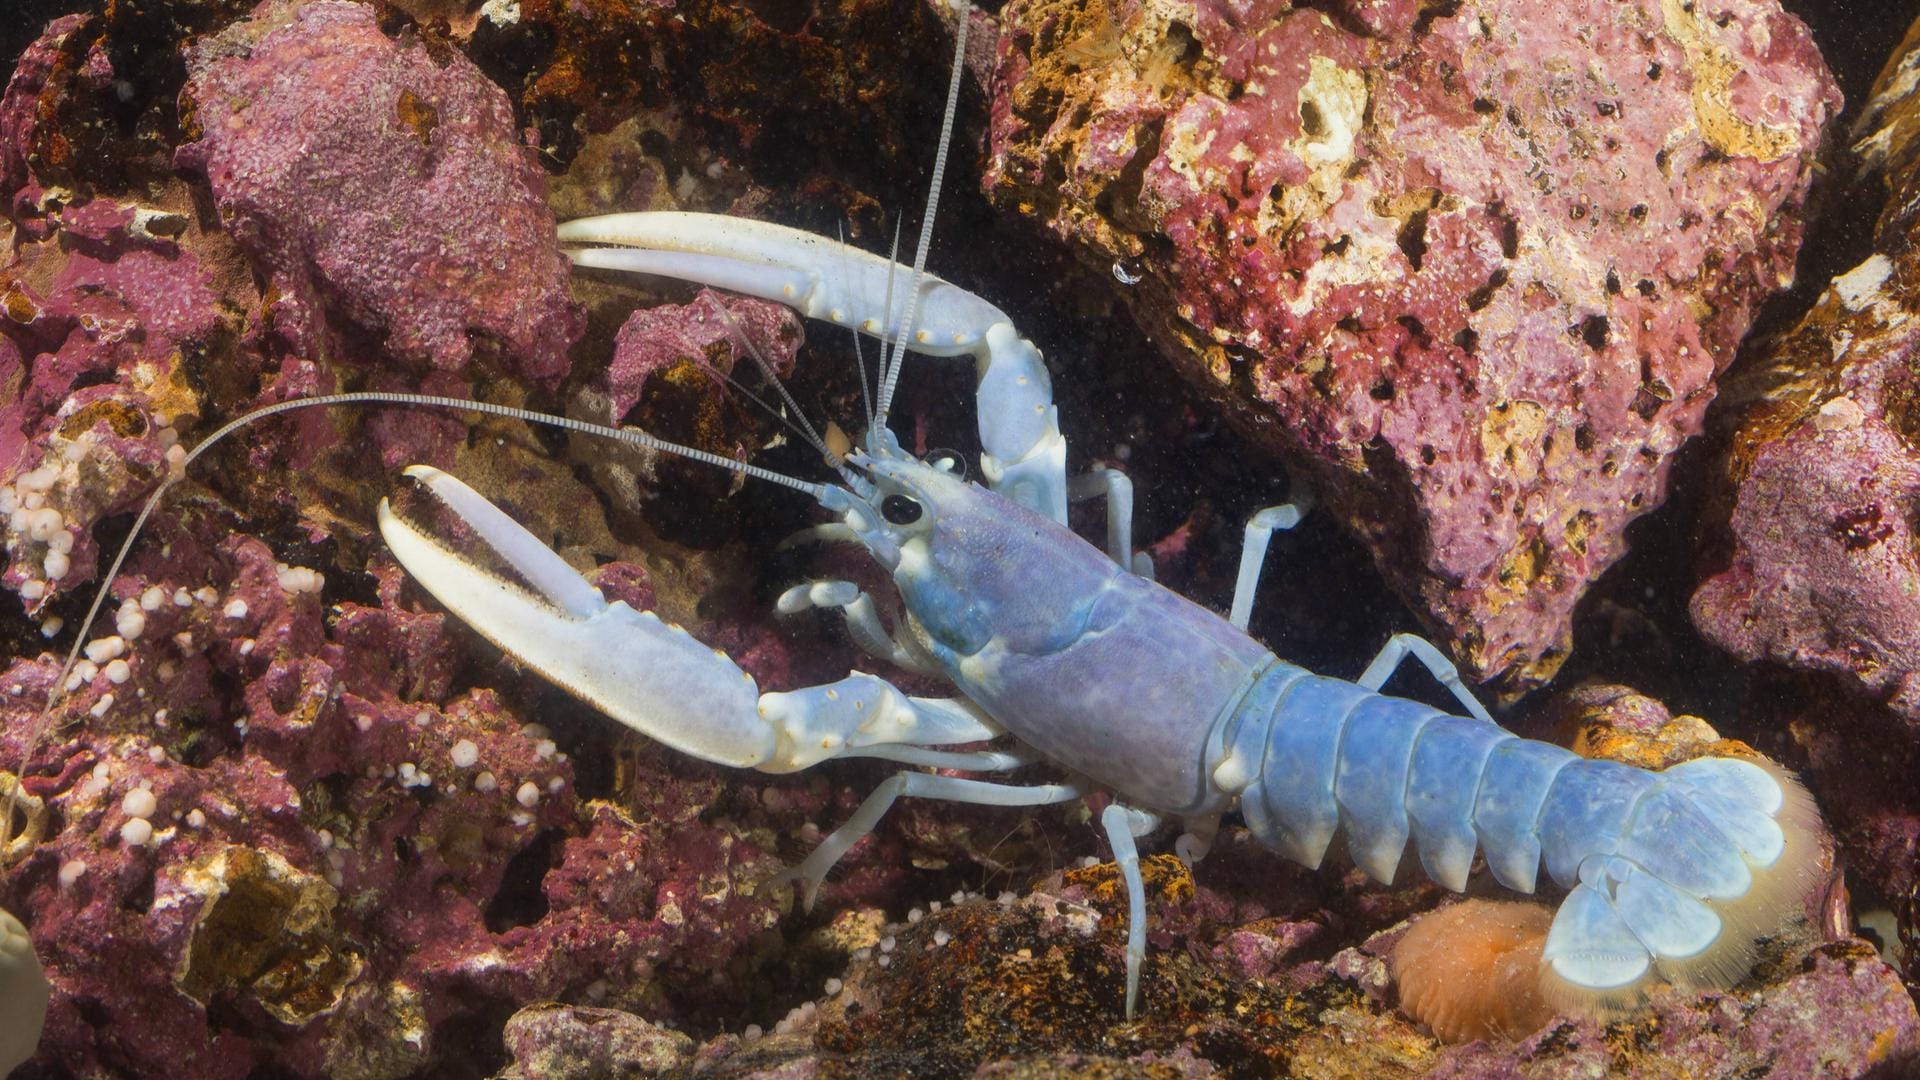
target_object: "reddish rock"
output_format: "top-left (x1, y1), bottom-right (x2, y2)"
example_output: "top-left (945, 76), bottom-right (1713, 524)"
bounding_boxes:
top-left (615, 864), bottom-right (1915, 1078)
top-left (571, 288), bottom-right (807, 545)
top-left (1, 1), bottom-right (261, 227)
top-left (0, 14), bottom-right (91, 227)
top-left (1776, 681), bottom-right (1920, 984)
top-left (1416, 941), bottom-right (1917, 1079)
top-left (1693, 16), bottom-right (1920, 731)
top-left (0, 192), bottom-right (229, 611)
top-left (175, 0), bottom-right (585, 384)
top-left (986, 0), bottom-right (1840, 690)
top-left (498, 1003), bottom-right (695, 1079)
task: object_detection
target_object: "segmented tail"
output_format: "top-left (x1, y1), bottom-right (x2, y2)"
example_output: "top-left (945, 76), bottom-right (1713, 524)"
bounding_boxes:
top-left (1217, 671), bottom-right (1822, 1019)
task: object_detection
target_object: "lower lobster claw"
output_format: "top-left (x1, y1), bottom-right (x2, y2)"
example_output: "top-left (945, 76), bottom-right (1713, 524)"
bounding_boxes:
top-left (378, 466), bottom-right (1005, 772)
top-left (378, 465), bottom-right (776, 768)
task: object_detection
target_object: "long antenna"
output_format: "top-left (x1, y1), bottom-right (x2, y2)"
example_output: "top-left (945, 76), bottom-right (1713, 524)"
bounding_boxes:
top-left (3, 390), bottom-right (829, 847)
top-left (872, 0), bottom-right (970, 429)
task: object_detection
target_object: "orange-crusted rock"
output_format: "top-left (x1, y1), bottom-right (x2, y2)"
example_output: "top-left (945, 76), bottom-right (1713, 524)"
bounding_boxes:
top-left (1538, 683), bottom-right (1762, 770)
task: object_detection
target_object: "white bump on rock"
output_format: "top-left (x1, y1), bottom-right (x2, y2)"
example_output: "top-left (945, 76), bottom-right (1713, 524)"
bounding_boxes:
top-left (121, 788), bottom-right (157, 820)
top-left (84, 637), bottom-right (126, 663)
top-left (25, 507), bottom-right (63, 542)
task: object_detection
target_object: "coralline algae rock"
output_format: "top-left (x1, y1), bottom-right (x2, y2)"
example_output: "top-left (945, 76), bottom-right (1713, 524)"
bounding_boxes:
top-left (986, 0), bottom-right (1840, 689)
top-left (498, 1002), bottom-right (695, 1079)
top-left (0, 525), bottom-right (586, 1078)
top-left (0, 13), bottom-right (91, 225)
top-left (1692, 16), bottom-right (1920, 730)
top-left (0, 192), bottom-right (223, 611)
top-left (0, 5), bottom-right (844, 1073)
top-left (0, 0), bottom-right (263, 223)
top-left (1536, 682), bottom-right (1758, 769)
top-left (1774, 681), bottom-right (1920, 983)
top-left (1412, 941), bottom-right (1917, 1079)
top-left (602, 290), bottom-right (803, 427)
top-left (573, 288), bottom-right (808, 544)
top-left (175, 0), bottom-right (584, 383)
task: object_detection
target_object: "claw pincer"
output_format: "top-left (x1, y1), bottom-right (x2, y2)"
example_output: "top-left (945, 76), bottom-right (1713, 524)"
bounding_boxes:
top-left (379, 466), bottom-right (1003, 774)
top-left (558, 212), bottom-right (1069, 521)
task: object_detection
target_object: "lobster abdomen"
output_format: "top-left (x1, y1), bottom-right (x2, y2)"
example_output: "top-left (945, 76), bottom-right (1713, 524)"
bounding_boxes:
top-left (1212, 671), bottom-right (1820, 1000)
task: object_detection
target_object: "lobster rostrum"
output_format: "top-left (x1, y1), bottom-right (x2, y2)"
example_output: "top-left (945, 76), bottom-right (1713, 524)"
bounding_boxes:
top-left (28, 4), bottom-right (1823, 1040)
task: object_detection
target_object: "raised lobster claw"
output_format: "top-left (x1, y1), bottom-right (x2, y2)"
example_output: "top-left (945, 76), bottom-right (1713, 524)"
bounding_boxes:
top-left (377, 465), bottom-right (1004, 772)
top-left (557, 212), bottom-right (1068, 523)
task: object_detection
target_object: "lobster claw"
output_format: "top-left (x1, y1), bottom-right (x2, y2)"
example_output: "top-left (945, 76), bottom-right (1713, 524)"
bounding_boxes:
top-left (558, 211), bottom-right (1069, 523)
top-left (377, 466), bottom-right (777, 769)
top-left (557, 211), bottom-right (1010, 356)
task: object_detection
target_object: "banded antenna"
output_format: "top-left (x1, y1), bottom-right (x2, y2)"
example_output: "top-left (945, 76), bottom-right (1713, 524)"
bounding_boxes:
top-left (871, 0), bottom-right (971, 434)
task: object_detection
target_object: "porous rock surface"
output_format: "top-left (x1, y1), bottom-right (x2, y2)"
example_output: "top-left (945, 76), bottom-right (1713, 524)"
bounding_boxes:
top-left (0, 2), bottom-right (843, 1074)
top-left (175, 0), bottom-right (585, 383)
top-left (986, 0), bottom-right (1841, 690)
top-left (1686, 20), bottom-right (1920, 982)
top-left (1692, 15), bottom-right (1920, 731)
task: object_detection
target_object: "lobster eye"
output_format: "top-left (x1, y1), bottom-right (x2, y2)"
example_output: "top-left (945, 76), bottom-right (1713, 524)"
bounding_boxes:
top-left (927, 449), bottom-right (967, 478)
top-left (881, 494), bottom-right (924, 526)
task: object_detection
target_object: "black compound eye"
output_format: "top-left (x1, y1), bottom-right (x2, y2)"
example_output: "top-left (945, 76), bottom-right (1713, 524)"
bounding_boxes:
top-left (881, 494), bottom-right (924, 526)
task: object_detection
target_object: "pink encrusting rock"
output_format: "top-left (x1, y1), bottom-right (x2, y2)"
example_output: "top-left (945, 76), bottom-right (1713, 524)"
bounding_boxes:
top-left (0, 14), bottom-right (91, 227)
top-left (0, 519), bottom-right (802, 1076)
top-left (175, 0), bottom-right (584, 384)
top-left (601, 290), bottom-right (804, 425)
top-left (1692, 16), bottom-right (1920, 730)
top-left (986, 0), bottom-right (1840, 688)
top-left (0, 192), bottom-right (226, 611)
